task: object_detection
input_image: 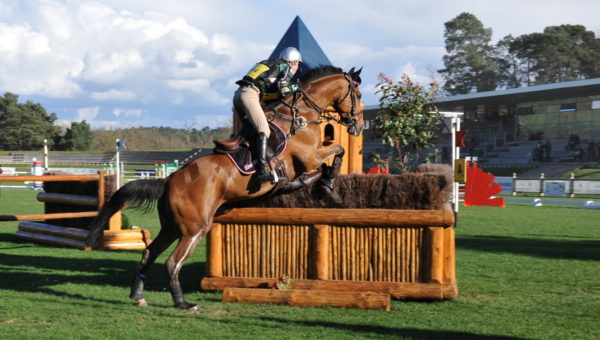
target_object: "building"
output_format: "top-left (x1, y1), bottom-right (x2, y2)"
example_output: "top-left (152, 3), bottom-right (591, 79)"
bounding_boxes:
top-left (435, 78), bottom-right (600, 148)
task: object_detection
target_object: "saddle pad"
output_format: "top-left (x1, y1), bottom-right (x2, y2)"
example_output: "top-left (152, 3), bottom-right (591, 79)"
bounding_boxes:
top-left (226, 122), bottom-right (288, 175)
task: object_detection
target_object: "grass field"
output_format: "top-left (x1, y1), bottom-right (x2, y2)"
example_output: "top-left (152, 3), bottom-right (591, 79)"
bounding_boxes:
top-left (0, 188), bottom-right (599, 340)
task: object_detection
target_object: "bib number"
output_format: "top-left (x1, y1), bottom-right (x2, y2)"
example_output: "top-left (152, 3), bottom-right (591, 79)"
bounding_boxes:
top-left (245, 63), bottom-right (270, 79)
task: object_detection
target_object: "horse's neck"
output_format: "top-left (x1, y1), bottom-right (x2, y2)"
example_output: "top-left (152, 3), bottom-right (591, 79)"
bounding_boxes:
top-left (268, 76), bottom-right (341, 131)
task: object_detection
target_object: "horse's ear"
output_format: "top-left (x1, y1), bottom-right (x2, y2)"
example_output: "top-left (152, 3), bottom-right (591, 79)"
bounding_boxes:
top-left (350, 67), bottom-right (362, 85)
top-left (348, 67), bottom-right (355, 74)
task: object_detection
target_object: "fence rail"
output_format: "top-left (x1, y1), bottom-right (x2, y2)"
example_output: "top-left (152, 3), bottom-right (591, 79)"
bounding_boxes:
top-left (0, 173), bottom-right (105, 222)
top-left (495, 175), bottom-right (600, 197)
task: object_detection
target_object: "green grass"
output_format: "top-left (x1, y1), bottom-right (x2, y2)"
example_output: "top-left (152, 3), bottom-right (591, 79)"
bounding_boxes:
top-left (560, 168), bottom-right (600, 179)
top-left (0, 189), bottom-right (599, 339)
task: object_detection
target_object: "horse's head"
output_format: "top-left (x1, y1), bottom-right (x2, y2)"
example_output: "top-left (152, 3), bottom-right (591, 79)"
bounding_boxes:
top-left (298, 66), bottom-right (365, 137)
top-left (334, 67), bottom-right (364, 136)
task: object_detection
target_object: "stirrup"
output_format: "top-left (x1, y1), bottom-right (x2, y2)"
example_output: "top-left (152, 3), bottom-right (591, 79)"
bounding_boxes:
top-left (257, 166), bottom-right (275, 183)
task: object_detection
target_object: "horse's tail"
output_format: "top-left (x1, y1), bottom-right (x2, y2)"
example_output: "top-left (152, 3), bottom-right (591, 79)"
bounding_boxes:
top-left (85, 179), bottom-right (166, 249)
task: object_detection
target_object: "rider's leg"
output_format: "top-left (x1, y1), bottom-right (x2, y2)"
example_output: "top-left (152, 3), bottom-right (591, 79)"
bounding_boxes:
top-left (234, 86), bottom-right (273, 183)
top-left (255, 132), bottom-right (273, 182)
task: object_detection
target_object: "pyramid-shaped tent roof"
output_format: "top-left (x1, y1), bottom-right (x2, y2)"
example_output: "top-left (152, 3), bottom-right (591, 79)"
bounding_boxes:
top-left (269, 16), bottom-right (332, 76)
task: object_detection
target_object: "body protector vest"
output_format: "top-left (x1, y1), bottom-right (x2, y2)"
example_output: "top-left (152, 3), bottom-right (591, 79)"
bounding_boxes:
top-left (237, 59), bottom-right (297, 101)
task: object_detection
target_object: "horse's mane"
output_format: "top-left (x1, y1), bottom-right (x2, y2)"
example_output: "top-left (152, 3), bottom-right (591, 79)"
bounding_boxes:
top-left (299, 65), bottom-right (343, 84)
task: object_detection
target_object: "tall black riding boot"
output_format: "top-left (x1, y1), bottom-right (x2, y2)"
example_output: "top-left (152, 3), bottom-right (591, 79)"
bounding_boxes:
top-left (256, 132), bottom-right (273, 183)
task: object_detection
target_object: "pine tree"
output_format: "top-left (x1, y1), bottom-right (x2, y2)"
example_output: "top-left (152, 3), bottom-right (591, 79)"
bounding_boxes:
top-left (0, 92), bottom-right (59, 150)
top-left (438, 12), bottom-right (499, 94)
top-left (508, 25), bottom-right (600, 85)
top-left (68, 121), bottom-right (94, 151)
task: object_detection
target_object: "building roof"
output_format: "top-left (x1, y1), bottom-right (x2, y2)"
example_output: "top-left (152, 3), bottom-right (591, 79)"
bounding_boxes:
top-left (269, 16), bottom-right (332, 75)
top-left (437, 77), bottom-right (600, 105)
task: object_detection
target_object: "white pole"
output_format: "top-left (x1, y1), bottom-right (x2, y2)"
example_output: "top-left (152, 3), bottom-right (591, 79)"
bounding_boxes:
top-left (115, 138), bottom-right (120, 188)
top-left (43, 139), bottom-right (49, 169)
top-left (454, 115), bottom-right (462, 215)
top-left (439, 111), bottom-right (464, 216)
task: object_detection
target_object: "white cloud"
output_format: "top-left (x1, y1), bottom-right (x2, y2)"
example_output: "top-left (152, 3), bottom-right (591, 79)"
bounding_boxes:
top-left (76, 107), bottom-right (100, 121)
top-left (193, 113), bottom-right (232, 129)
top-left (0, 22), bottom-right (83, 97)
top-left (91, 89), bottom-right (136, 101)
top-left (112, 108), bottom-right (143, 117)
top-left (81, 50), bottom-right (144, 84)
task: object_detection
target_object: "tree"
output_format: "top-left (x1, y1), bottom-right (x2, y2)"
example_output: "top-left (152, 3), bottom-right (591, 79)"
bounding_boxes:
top-left (373, 73), bottom-right (441, 172)
top-left (494, 35), bottom-right (524, 88)
top-left (55, 120), bottom-right (94, 151)
top-left (438, 12), bottom-right (499, 94)
top-left (509, 25), bottom-right (600, 85)
top-left (0, 92), bottom-right (59, 150)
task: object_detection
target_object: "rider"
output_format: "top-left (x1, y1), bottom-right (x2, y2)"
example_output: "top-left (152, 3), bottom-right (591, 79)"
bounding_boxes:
top-left (233, 47), bottom-right (302, 183)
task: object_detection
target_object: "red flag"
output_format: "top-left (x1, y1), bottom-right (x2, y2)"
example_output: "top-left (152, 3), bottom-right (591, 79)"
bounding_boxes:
top-left (463, 162), bottom-right (505, 207)
top-left (455, 130), bottom-right (467, 148)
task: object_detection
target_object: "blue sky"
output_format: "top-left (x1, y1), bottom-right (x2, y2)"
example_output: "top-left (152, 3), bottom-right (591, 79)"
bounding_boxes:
top-left (1, 0), bottom-right (600, 130)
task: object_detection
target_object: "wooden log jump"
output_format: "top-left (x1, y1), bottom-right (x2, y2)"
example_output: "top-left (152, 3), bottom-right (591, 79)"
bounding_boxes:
top-left (202, 206), bottom-right (457, 301)
top-left (201, 172), bottom-right (458, 309)
top-left (1, 172), bottom-right (151, 250)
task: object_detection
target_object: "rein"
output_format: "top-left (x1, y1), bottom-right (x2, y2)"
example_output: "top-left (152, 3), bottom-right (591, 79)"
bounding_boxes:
top-left (270, 73), bottom-right (361, 137)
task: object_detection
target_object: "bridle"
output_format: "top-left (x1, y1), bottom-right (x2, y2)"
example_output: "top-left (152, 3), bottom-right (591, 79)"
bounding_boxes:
top-left (271, 73), bottom-right (362, 135)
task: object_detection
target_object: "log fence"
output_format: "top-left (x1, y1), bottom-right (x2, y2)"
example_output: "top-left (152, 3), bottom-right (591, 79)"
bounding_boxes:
top-left (202, 207), bottom-right (457, 303)
top-left (0, 172), bottom-right (150, 250)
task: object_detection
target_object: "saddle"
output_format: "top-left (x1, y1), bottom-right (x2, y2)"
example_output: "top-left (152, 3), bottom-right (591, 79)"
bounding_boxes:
top-left (213, 121), bottom-right (287, 175)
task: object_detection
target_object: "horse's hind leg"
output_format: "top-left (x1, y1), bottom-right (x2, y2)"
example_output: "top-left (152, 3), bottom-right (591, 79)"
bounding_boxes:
top-left (166, 226), bottom-right (210, 310)
top-left (130, 227), bottom-right (178, 307)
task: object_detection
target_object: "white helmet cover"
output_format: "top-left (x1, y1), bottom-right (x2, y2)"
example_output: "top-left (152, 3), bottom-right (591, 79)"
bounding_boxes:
top-left (279, 47), bottom-right (302, 62)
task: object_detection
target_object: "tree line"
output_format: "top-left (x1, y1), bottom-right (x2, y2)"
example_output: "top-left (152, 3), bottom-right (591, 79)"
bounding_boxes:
top-left (0, 92), bottom-right (231, 151)
top-left (438, 12), bottom-right (600, 94)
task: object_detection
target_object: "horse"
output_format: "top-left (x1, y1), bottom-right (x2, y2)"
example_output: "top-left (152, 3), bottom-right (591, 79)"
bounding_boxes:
top-left (85, 65), bottom-right (364, 310)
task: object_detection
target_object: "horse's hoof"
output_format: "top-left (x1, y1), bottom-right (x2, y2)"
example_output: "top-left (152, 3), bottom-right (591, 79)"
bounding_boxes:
top-left (319, 178), bottom-right (334, 193)
top-left (136, 298), bottom-right (148, 307)
top-left (320, 184), bottom-right (333, 194)
top-left (175, 302), bottom-right (198, 310)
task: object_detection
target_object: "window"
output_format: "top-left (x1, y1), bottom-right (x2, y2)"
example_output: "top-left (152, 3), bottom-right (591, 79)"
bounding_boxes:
top-left (517, 106), bottom-right (534, 115)
top-left (323, 124), bottom-right (335, 145)
top-left (592, 100), bottom-right (600, 109)
top-left (560, 103), bottom-right (577, 112)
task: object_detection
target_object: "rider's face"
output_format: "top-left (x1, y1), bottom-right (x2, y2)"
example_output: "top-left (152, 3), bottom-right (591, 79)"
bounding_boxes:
top-left (289, 61), bottom-right (300, 73)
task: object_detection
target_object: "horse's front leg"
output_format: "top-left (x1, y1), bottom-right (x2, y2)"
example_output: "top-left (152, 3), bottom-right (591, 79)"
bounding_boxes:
top-left (319, 147), bottom-right (345, 192)
top-left (302, 144), bottom-right (345, 193)
top-left (309, 144), bottom-right (345, 167)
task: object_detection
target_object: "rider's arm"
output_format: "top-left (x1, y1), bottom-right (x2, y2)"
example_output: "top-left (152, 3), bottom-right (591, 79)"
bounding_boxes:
top-left (277, 63), bottom-right (299, 96)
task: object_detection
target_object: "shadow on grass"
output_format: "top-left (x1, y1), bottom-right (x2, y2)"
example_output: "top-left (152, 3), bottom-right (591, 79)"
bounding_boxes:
top-left (252, 316), bottom-right (526, 339)
top-left (457, 235), bottom-right (600, 261)
top-left (0, 246), bottom-right (206, 306)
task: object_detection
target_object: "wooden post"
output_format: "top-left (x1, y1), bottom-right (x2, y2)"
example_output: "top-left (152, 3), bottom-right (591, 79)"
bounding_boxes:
top-left (208, 223), bottom-right (223, 277)
top-left (313, 224), bottom-right (330, 280)
top-left (348, 133), bottom-right (363, 174)
top-left (97, 171), bottom-right (105, 209)
top-left (427, 227), bottom-right (444, 284)
top-left (443, 227), bottom-right (456, 284)
top-left (108, 211), bottom-right (121, 231)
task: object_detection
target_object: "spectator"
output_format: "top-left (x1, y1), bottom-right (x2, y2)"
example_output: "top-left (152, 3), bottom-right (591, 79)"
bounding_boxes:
top-left (566, 134), bottom-right (580, 150)
top-left (573, 144), bottom-right (584, 161)
top-left (542, 139), bottom-right (552, 162)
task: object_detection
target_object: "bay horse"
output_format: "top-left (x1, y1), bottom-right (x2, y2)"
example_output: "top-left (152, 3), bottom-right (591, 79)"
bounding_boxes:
top-left (85, 65), bottom-right (364, 310)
